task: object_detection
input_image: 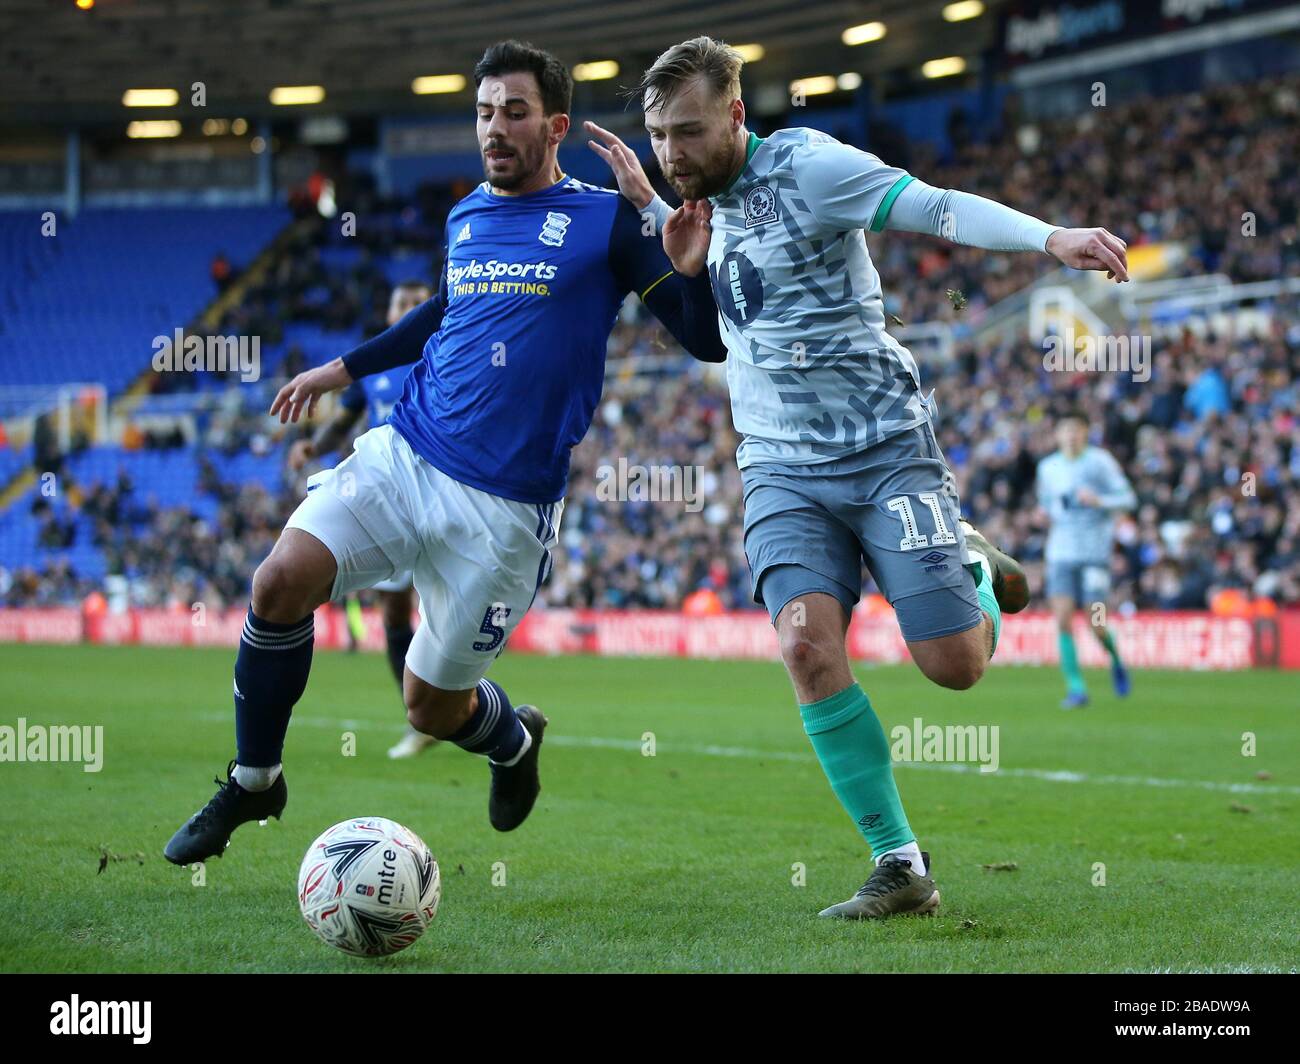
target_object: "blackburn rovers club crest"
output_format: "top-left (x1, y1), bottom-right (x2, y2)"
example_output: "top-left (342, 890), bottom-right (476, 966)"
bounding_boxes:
top-left (539, 211), bottom-right (571, 247)
top-left (743, 184), bottom-right (777, 228)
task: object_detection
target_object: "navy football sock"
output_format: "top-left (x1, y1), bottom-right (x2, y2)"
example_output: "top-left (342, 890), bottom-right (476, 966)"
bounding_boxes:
top-left (384, 623), bottom-right (414, 689)
top-left (233, 609), bottom-right (314, 768)
top-left (447, 679), bottom-right (526, 764)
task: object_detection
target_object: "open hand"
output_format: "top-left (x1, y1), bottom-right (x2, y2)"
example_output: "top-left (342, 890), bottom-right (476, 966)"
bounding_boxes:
top-left (269, 357), bottom-right (352, 424)
top-left (1046, 227), bottom-right (1129, 282)
top-left (584, 120), bottom-right (654, 210)
top-left (663, 200), bottom-right (712, 277)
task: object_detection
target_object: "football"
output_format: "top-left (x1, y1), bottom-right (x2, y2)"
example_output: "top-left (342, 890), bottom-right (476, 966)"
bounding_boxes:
top-left (297, 817), bottom-right (441, 957)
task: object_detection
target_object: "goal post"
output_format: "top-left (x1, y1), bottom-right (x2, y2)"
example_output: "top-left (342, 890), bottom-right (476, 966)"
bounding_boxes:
top-left (0, 382), bottom-right (109, 452)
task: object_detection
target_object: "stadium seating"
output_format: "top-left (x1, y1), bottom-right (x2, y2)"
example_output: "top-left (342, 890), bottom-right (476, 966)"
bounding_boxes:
top-left (0, 442), bottom-right (287, 602)
top-left (0, 207), bottom-right (287, 396)
top-left (3, 76), bottom-right (1298, 612)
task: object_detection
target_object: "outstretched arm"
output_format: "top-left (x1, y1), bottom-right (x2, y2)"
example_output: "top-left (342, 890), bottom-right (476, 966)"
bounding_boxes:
top-left (270, 293), bottom-right (443, 424)
top-left (341, 293), bottom-right (444, 379)
top-left (792, 136), bottom-right (1130, 282)
top-left (886, 178), bottom-right (1130, 281)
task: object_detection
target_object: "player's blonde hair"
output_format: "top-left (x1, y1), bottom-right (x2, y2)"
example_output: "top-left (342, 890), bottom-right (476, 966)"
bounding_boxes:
top-left (635, 36), bottom-right (744, 110)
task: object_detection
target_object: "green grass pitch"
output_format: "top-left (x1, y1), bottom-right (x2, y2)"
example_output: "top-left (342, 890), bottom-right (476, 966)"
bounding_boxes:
top-left (0, 643), bottom-right (1295, 973)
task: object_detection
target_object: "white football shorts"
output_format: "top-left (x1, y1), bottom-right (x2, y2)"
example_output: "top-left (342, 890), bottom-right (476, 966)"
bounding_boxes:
top-left (370, 571), bottom-right (414, 594)
top-left (285, 425), bottom-right (561, 690)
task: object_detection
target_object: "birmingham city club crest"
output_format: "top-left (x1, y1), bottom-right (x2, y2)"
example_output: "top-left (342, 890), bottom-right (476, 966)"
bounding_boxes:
top-left (539, 211), bottom-right (571, 247)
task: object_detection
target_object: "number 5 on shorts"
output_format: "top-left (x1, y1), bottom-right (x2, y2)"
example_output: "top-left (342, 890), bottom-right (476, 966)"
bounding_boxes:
top-left (473, 603), bottom-right (512, 652)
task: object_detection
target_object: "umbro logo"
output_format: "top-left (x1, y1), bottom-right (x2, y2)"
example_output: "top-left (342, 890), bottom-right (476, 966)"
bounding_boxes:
top-left (918, 551), bottom-right (948, 564)
top-left (455, 222), bottom-right (471, 244)
top-left (858, 813), bottom-right (882, 829)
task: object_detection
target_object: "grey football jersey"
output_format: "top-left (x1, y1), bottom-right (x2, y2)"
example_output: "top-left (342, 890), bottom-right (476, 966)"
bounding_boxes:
top-left (704, 127), bottom-right (928, 468)
top-left (1036, 446), bottom-right (1137, 564)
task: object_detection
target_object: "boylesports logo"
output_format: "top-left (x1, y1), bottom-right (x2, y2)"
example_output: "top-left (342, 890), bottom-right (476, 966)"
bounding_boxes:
top-left (446, 258), bottom-right (559, 285)
top-left (743, 184), bottom-right (778, 228)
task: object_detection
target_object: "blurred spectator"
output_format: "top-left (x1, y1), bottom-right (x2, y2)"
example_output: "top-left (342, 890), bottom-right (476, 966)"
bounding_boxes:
top-left (5, 73), bottom-right (1300, 613)
top-left (210, 250), bottom-right (233, 294)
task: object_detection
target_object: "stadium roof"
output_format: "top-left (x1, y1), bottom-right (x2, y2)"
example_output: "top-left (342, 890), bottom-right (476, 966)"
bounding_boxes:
top-left (2, 0), bottom-right (1006, 123)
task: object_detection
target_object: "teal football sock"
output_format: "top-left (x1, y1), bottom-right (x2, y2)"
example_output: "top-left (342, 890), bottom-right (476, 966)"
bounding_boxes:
top-left (799, 683), bottom-right (915, 858)
top-left (1096, 628), bottom-right (1123, 668)
top-left (1058, 631), bottom-right (1087, 694)
top-left (967, 559), bottom-right (1001, 656)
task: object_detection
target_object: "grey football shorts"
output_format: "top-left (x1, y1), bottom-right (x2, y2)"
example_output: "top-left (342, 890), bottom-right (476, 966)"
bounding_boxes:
top-left (1045, 559), bottom-right (1111, 607)
top-left (742, 421), bottom-right (982, 644)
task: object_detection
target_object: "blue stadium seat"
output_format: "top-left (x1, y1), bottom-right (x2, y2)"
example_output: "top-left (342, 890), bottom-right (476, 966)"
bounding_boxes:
top-left (0, 207), bottom-right (288, 397)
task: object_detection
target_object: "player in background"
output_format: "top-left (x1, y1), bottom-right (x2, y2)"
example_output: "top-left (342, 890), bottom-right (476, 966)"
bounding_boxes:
top-left (1035, 409), bottom-right (1137, 709)
top-left (163, 40), bottom-right (725, 866)
top-left (598, 36), bottom-right (1129, 918)
top-left (287, 279), bottom-right (438, 758)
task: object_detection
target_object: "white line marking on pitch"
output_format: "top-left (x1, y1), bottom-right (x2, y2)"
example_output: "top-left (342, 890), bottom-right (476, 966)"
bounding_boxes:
top-left (199, 712), bottom-right (1300, 796)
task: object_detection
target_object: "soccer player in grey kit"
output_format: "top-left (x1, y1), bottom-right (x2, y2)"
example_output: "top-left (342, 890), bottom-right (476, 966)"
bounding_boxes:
top-left (1036, 409), bottom-right (1137, 709)
top-left (593, 36), bottom-right (1130, 918)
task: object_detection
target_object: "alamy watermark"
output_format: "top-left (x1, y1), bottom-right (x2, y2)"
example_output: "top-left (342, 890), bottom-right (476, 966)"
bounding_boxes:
top-left (0, 718), bottom-right (104, 772)
top-left (50, 996), bottom-right (150, 1044)
top-left (890, 717), bottom-right (999, 773)
top-left (594, 458), bottom-right (704, 512)
top-left (152, 329), bottom-right (261, 382)
top-left (1043, 331), bottom-right (1150, 383)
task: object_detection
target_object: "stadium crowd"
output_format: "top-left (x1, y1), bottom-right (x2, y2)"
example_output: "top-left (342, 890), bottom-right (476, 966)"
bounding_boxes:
top-left (3, 75), bottom-right (1298, 613)
top-left (873, 74), bottom-right (1300, 328)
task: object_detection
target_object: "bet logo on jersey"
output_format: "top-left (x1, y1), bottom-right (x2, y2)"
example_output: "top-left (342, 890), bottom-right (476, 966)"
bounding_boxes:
top-left (709, 251), bottom-right (764, 326)
top-left (743, 184), bottom-right (778, 228)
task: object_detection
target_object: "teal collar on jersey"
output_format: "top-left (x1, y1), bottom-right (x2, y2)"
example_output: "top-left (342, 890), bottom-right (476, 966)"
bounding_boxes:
top-left (718, 131), bottom-right (763, 199)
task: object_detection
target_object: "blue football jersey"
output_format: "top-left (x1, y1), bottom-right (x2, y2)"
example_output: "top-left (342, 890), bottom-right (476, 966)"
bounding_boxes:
top-left (388, 176), bottom-right (678, 504)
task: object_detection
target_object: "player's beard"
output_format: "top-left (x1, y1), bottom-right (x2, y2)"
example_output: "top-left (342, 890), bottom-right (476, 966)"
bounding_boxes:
top-left (482, 135), bottom-right (548, 192)
top-left (664, 133), bottom-right (743, 201)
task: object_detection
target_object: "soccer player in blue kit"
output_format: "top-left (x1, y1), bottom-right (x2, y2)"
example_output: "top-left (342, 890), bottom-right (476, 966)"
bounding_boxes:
top-left (286, 279), bottom-right (438, 760)
top-left (164, 40), bottom-right (725, 865)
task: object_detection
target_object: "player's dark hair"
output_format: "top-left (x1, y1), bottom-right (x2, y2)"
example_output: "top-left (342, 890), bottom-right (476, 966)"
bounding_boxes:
top-left (1059, 406), bottom-right (1090, 425)
top-left (474, 40), bottom-right (573, 116)
top-left (632, 36), bottom-right (744, 111)
top-left (394, 279), bottom-right (431, 292)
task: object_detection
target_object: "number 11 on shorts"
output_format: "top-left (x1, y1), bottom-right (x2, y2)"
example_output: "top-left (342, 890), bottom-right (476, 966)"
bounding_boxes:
top-left (886, 493), bottom-right (957, 551)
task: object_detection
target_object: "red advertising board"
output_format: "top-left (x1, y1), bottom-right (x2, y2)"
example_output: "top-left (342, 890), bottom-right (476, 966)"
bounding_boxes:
top-left (1, 605), bottom-right (1290, 670)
